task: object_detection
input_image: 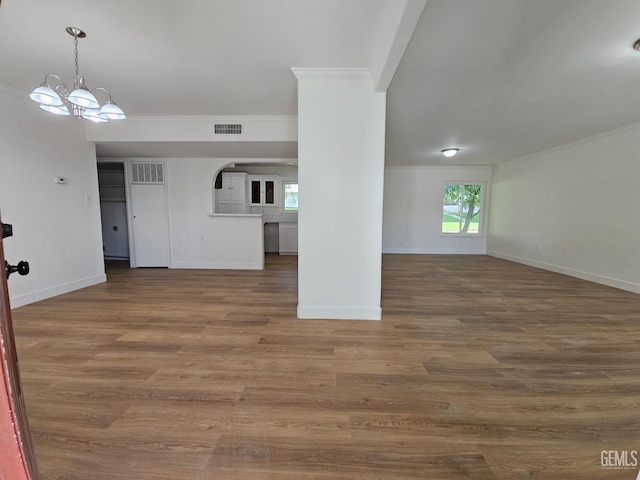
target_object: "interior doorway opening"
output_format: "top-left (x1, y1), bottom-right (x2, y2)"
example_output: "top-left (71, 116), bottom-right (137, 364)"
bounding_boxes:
top-left (97, 162), bottom-right (129, 262)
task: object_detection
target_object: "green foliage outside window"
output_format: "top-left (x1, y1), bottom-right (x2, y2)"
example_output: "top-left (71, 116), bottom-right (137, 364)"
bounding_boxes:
top-left (284, 183), bottom-right (298, 211)
top-left (442, 184), bottom-right (482, 234)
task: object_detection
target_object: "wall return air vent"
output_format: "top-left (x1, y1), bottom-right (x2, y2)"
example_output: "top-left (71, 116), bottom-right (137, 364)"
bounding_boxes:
top-left (130, 162), bottom-right (164, 184)
top-left (214, 124), bottom-right (242, 135)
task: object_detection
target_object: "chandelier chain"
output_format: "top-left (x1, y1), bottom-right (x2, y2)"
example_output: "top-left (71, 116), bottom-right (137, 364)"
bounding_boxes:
top-left (73, 33), bottom-right (79, 78)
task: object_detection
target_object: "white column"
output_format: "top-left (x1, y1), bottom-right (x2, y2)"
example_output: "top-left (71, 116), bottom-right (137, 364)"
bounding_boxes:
top-left (292, 68), bottom-right (386, 320)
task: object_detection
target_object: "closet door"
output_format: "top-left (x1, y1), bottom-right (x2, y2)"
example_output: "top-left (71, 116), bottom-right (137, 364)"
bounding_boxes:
top-left (130, 184), bottom-right (169, 267)
top-left (127, 161), bottom-right (170, 267)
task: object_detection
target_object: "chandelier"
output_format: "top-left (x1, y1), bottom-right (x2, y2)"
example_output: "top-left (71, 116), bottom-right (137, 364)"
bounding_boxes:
top-left (29, 27), bottom-right (125, 123)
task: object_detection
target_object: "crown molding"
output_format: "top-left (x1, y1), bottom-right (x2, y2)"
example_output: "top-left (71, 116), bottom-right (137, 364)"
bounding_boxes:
top-left (291, 68), bottom-right (372, 81)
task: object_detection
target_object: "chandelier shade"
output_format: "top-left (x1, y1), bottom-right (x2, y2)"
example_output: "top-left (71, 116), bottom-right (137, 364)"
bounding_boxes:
top-left (29, 85), bottom-right (64, 106)
top-left (99, 102), bottom-right (126, 120)
top-left (82, 108), bottom-right (108, 123)
top-left (29, 27), bottom-right (125, 122)
top-left (39, 104), bottom-right (70, 116)
top-left (68, 86), bottom-right (99, 109)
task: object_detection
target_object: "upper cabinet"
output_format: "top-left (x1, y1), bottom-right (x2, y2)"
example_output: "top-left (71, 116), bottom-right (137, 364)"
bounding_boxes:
top-left (217, 172), bottom-right (247, 213)
top-left (249, 176), bottom-right (279, 207)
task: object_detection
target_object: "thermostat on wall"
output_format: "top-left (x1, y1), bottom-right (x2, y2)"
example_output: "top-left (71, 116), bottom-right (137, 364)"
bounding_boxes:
top-left (55, 176), bottom-right (67, 184)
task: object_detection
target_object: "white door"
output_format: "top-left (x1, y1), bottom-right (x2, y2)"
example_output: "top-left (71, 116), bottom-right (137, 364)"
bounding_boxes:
top-left (130, 184), bottom-right (169, 267)
top-left (230, 175), bottom-right (246, 201)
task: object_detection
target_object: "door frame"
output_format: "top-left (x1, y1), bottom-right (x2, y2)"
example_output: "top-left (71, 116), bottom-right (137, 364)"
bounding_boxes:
top-left (124, 160), bottom-right (171, 268)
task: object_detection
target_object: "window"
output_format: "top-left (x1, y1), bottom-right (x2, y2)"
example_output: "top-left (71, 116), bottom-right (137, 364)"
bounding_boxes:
top-left (442, 183), bottom-right (483, 234)
top-left (283, 182), bottom-right (298, 212)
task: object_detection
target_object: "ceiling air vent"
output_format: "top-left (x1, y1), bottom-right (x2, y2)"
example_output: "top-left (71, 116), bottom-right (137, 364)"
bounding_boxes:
top-left (214, 124), bottom-right (242, 135)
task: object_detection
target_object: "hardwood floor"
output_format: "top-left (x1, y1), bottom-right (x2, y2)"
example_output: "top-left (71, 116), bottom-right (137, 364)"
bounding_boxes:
top-left (10, 254), bottom-right (640, 479)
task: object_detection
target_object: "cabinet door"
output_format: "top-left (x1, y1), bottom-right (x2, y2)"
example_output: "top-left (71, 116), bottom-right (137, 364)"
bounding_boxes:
top-left (217, 201), bottom-right (232, 214)
top-left (218, 176), bottom-right (233, 201)
top-left (250, 179), bottom-right (261, 205)
top-left (279, 223), bottom-right (298, 254)
top-left (230, 202), bottom-right (246, 214)
top-left (264, 180), bottom-right (275, 205)
top-left (230, 176), bottom-right (246, 202)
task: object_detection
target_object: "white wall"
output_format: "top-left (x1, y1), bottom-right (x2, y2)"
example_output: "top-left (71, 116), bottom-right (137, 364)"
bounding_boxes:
top-left (0, 85), bottom-right (105, 307)
top-left (488, 123), bottom-right (640, 293)
top-left (135, 158), bottom-right (274, 269)
top-left (87, 116), bottom-right (297, 143)
top-left (383, 166), bottom-right (492, 254)
top-left (294, 69), bottom-right (386, 320)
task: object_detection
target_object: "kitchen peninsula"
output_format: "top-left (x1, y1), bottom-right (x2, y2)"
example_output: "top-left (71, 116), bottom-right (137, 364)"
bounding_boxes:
top-left (211, 168), bottom-right (298, 267)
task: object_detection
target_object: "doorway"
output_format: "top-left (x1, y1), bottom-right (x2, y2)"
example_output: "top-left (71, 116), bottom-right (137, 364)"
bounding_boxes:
top-left (97, 163), bottom-right (129, 261)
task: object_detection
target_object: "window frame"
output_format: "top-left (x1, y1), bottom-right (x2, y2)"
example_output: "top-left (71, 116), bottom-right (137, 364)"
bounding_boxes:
top-left (440, 181), bottom-right (486, 237)
top-left (281, 178), bottom-right (299, 214)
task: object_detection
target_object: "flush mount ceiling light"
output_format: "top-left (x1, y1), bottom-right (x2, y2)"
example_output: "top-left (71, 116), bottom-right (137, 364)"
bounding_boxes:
top-left (441, 148), bottom-right (460, 158)
top-left (29, 27), bottom-right (125, 122)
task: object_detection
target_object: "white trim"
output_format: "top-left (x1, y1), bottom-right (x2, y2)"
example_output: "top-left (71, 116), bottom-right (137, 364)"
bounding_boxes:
top-left (10, 274), bottom-right (106, 309)
top-left (487, 251), bottom-right (640, 294)
top-left (440, 234), bottom-right (486, 239)
top-left (170, 261), bottom-right (263, 270)
top-left (499, 120), bottom-right (640, 167)
top-left (372, 0), bottom-right (428, 92)
top-left (291, 67), bottom-right (372, 81)
top-left (111, 115), bottom-right (298, 122)
top-left (383, 248), bottom-right (486, 254)
top-left (385, 165), bottom-right (494, 172)
top-left (207, 213), bottom-right (262, 218)
top-left (0, 82), bottom-right (29, 98)
top-left (297, 305), bottom-right (382, 321)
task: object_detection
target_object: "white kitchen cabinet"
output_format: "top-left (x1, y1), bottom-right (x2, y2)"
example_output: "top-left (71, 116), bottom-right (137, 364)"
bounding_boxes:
top-left (278, 223), bottom-right (298, 254)
top-left (249, 176), bottom-right (278, 207)
top-left (217, 173), bottom-right (247, 213)
top-left (264, 223), bottom-right (279, 253)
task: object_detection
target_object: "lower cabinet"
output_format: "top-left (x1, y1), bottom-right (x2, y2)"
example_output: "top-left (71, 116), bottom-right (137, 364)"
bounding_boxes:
top-left (264, 223), bottom-right (279, 253)
top-left (278, 223), bottom-right (298, 255)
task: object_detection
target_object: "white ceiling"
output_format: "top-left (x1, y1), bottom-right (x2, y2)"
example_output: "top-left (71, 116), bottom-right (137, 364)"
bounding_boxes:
top-left (1, 0), bottom-right (640, 165)
top-left (387, 0), bottom-right (640, 166)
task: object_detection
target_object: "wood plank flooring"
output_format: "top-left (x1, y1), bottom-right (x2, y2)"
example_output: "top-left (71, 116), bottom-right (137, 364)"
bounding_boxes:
top-left (10, 254), bottom-right (640, 479)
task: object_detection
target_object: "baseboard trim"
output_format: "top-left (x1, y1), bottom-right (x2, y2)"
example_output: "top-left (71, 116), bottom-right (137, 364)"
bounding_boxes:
top-left (487, 251), bottom-right (640, 294)
top-left (170, 261), bottom-right (264, 270)
top-left (382, 248), bottom-right (486, 254)
top-left (10, 274), bottom-right (107, 309)
top-left (297, 305), bottom-right (382, 321)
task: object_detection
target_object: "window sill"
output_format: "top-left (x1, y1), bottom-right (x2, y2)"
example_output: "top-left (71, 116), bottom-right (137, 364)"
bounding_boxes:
top-left (440, 233), bottom-right (485, 239)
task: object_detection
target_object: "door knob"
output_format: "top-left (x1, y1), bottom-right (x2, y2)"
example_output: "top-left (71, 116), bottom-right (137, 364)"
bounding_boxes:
top-left (5, 260), bottom-right (29, 278)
